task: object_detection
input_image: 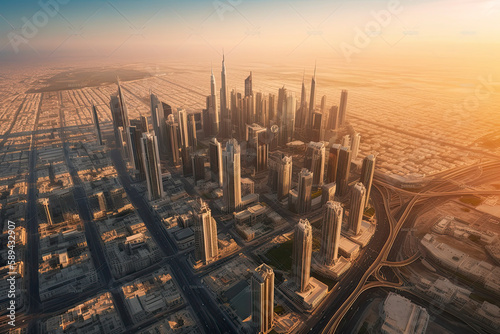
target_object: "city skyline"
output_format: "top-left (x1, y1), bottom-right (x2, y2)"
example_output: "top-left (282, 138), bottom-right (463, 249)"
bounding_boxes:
top-left (1, 1), bottom-right (500, 334)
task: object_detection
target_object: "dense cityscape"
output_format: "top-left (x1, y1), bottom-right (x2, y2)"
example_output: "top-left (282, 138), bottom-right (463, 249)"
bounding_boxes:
top-left (0, 52), bottom-right (499, 334)
top-left (1, 1), bottom-right (500, 333)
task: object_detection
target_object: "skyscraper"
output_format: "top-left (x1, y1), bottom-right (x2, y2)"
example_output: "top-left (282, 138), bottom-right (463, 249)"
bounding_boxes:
top-left (321, 182), bottom-right (336, 205)
top-left (140, 115), bottom-right (149, 133)
top-left (336, 146), bottom-right (352, 196)
top-left (246, 123), bottom-right (268, 173)
top-left (311, 112), bottom-right (322, 142)
top-left (187, 114), bottom-right (198, 148)
top-left (150, 92), bottom-right (165, 148)
top-left (349, 182), bottom-right (366, 235)
top-left (209, 137), bottom-right (223, 186)
top-left (209, 66), bottom-right (220, 135)
top-left (110, 95), bottom-right (123, 130)
top-left (292, 219), bottom-right (312, 292)
top-left (178, 109), bottom-right (190, 149)
top-left (360, 154), bottom-right (376, 207)
top-left (48, 163), bottom-right (56, 184)
top-left (320, 95), bottom-right (327, 114)
top-left (251, 264), bottom-right (274, 334)
top-left (220, 53), bottom-right (230, 137)
top-left (277, 154), bottom-right (292, 200)
top-left (326, 105), bottom-right (339, 131)
top-left (268, 93), bottom-right (276, 124)
top-left (297, 168), bottom-right (313, 214)
top-left (321, 201), bottom-right (343, 266)
top-left (341, 134), bottom-right (351, 148)
top-left (351, 132), bottom-right (361, 160)
top-left (269, 153), bottom-right (293, 200)
top-left (338, 90), bottom-right (348, 126)
top-left (117, 79), bottom-right (135, 169)
top-left (245, 71), bottom-right (253, 97)
top-left (140, 132), bottom-right (164, 201)
top-left (130, 126), bottom-right (146, 180)
top-left (222, 139), bottom-right (241, 212)
top-left (327, 144), bottom-right (341, 184)
top-left (306, 64), bottom-right (317, 130)
top-left (165, 114), bottom-right (180, 166)
top-left (304, 141), bottom-right (325, 186)
top-left (91, 104), bottom-right (103, 145)
top-left (193, 198), bottom-right (218, 264)
top-left (279, 91), bottom-right (296, 146)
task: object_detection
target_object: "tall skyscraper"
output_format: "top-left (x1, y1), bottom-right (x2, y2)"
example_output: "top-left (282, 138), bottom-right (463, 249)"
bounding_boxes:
top-left (251, 264), bottom-right (274, 334)
top-left (268, 93), bottom-right (276, 124)
top-left (91, 104), bottom-right (103, 145)
top-left (277, 154), bottom-right (292, 200)
top-left (193, 198), bottom-right (218, 264)
top-left (351, 132), bottom-right (361, 160)
top-left (336, 146), bottom-right (352, 196)
top-left (311, 112), bottom-right (322, 142)
top-left (320, 95), bottom-right (327, 114)
top-left (209, 66), bottom-right (219, 136)
top-left (140, 132), bottom-right (164, 201)
top-left (293, 219), bottom-right (312, 292)
top-left (130, 126), bottom-right (146, 180)
top-left (360, 154), bottom-right (376, 207)
top-left (297, 168), bottom-right (313, 214)
top-left (349, 182), bottom-right (366, 235)
top-left (38, 198), bottom-right (53, 225)
top-left (245, 71), bottom-right (253, 97)
top-left (178, 109), bottom-right (190, 149)
top-left (165, 114), bottom-right (180, 166)
top-left (306, 64), bottom-right (317, 129)
top-left (150, 92), bottom-right (165, 148)
top-left (246, 123), bottom-right (268, 173)
top-left (304, 141), bottom-right (325, 186)
top-left (269, 153), bottom-right (293, 200)
top-left (209, 137), bottom-right (223, 186)
top-left (220, 53), bottom-right (230, 137)
top-left (326, 105), bottom-right (338, 131)
top-left (279, 91), bottom-right (296, 146)
top-left (187, 114), bottom-right (198, 148)
top-left (117, 79), bottom-right (135, 169)
top-left (321, 201), bottom-right (343, 266)
top-left (327, 144), bottom-right (341, 183)
top-left (222, 139), bottom-right (241, 212)
top-left (110, 95), bottom-right (123, 131)
top-left (338, 90), bottom-right (348, 126)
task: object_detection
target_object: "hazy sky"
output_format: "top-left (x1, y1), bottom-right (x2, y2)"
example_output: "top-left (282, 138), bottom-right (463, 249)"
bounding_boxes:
top-left (0, 0), bottom-right (499, 66)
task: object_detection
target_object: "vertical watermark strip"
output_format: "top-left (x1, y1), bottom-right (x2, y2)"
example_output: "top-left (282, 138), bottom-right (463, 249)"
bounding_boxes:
top-left (6, 220), bottom-right (17, 327)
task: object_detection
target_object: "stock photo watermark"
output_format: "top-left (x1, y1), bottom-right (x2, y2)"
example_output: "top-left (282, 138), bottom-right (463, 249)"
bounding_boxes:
top-left (6, 220), bottom-right (17, 327)
top-left (8, 0), bottom-right (69, 53)
top-left (340, 0), bottom-right (404, 62)
top-left (213, 0), bottom-right (243, 21)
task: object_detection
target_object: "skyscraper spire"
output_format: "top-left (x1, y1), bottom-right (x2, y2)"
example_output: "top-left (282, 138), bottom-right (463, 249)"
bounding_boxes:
top-left (220, 51), bottom-right (229, 137)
